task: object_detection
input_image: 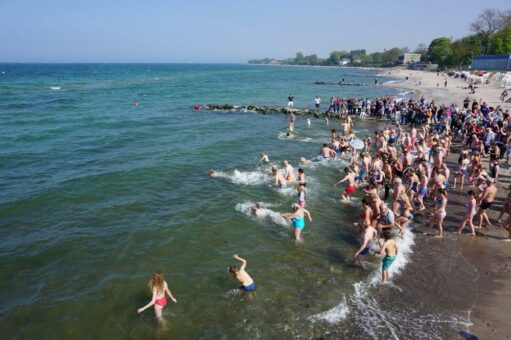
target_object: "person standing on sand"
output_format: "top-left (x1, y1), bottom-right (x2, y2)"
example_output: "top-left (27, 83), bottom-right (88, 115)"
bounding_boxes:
top-left (379, 230), bottom-right (398, 284)
top-left (457, 190), bottom-right (477, 236)
top-left (431, 188), bottom-right (448, 237)
top-left (287, 93), bottom-right (294, 108)
top-left (137, 271), bottom-right (178, 323)
top-left (500, 89), bottom-right (508, 102)
top-left (228, 254), bottom-right (256, 292)
top-left (476, 178), bottom-right (497, 228)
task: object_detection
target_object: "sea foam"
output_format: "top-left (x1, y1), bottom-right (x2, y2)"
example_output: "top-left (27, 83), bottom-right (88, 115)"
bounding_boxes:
top-left (310, 227), bottom-right (415, 326)
top-left (235, 201), bottom-right (289, 226)
top-left (211, 168), bottom-right (270, 185)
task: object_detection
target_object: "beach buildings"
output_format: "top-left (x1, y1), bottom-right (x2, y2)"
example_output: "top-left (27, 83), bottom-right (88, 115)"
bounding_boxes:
top-left (398, 53), bottom-right (421, 65)
top-left (471, 54), bottom-right (511, 71)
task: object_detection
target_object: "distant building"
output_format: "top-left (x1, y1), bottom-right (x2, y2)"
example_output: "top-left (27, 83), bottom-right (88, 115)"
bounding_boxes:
top-left (471, 54), bottom-right (511, 70)
top-left (398, 54), bottom-right (422, 65)
top-left (339, 58), bottom-right (350, 66)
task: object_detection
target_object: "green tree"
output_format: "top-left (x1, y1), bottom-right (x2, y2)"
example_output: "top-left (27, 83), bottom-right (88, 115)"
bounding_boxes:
top-left (381, 47), bottom-right (401, 64)
top-left (427, 37), bottom-right (454, 66)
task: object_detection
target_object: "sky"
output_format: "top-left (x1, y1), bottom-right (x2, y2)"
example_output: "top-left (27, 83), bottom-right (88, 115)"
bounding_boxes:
top-left (0, 0), bottom-right (509, 63)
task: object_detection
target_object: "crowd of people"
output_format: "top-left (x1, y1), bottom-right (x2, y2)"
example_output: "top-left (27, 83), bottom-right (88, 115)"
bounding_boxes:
top-left (137, 91), bottom-right (511, 324)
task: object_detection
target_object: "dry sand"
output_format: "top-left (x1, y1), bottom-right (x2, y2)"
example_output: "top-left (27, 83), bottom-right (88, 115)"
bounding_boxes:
top-left (384, 68), bottom-right (511, 113)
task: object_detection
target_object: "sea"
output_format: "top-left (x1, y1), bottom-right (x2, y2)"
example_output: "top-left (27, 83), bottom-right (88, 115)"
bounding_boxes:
top-left (0, 64), bottom-right (475, 339)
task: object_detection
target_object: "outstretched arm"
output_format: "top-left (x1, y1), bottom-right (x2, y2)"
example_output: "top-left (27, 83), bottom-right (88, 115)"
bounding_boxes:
top-left (233, 254), bottom-right (247, 271)
top-left (303, 209), bottom-right (313, 222)
top-left (137, 288), bottom-right (157, 314)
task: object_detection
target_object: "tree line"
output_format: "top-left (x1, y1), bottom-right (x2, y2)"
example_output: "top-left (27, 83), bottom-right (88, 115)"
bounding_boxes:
top-left (248, 8), bottom-right (511, 68)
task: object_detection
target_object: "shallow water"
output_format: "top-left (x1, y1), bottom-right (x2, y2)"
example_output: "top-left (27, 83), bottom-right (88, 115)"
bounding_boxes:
top-left (0, 63), bottom-right (463, 339)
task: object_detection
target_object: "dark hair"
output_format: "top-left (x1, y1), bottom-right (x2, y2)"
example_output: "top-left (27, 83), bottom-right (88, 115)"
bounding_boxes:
top-left (467, 190), bottom-right (474, 196)
top-left (298, 168), bottom-right (304, 173)
top-left (228, 266), bottom-right (238, 274)
top-left (382, 230), bottom-right (392, 240)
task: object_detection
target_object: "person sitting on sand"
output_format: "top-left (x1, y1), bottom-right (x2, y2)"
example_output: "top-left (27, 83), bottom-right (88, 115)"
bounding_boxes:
top-left (379, 230), bottom-right (398, 284)
top-left (260, 153), bottom-right (269, 163)
top-left (284, 203), bottom-right (312, 242)
top-left (271, 166), bottom-right (286, 188)
top-left (228, 254), bottom-right (256, 292)
top-left (137, 271), bottom-right (178, 322)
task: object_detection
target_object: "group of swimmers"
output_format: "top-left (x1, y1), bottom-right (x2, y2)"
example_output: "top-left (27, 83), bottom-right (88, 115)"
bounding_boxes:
top-left (138, 92), bottom-right (511, 323)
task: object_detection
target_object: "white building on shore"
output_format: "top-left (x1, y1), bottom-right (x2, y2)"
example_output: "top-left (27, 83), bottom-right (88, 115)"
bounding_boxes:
top-left (398, 54), bottom-right (421, 65)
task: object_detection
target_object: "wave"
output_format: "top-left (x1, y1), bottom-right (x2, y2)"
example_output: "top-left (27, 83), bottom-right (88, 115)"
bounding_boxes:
top-left (235, 201), bottom-right (289, 226)
top-left (383, 80), bottom-right (399, 85)
top-left (310, 227), bottom-right (415, 326)
top-left (211, 168), bottom-right (270, 185)
top-left (50, 86), bottom-right (61, 90)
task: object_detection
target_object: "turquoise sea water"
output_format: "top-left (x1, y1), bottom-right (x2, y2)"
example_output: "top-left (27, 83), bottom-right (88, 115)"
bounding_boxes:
top-left (0, 64), bottom-right (423, 338)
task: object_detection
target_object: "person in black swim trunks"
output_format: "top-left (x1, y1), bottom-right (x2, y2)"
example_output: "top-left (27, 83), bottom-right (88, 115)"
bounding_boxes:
top-left (476, 178), bottom-right (497, 228)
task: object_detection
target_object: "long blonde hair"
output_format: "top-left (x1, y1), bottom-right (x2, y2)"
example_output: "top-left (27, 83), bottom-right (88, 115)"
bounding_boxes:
top-left (149, 271), bottom-right (165, 293)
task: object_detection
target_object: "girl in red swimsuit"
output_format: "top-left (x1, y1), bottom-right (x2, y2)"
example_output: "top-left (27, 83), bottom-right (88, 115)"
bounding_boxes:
top-left (137, 271), bottom-right (178, 322)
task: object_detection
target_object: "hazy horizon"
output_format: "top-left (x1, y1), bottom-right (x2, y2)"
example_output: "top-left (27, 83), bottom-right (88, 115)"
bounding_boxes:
top-left (0, 0), bottom-right (509, 63)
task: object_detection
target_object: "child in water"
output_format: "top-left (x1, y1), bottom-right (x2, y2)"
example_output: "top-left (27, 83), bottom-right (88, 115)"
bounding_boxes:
top-left (379, 230), bottom-right (398, 284)
top-left (228, 254), bottom-right (256, 292)
top-left (137, 271), bottom-right (178, 322)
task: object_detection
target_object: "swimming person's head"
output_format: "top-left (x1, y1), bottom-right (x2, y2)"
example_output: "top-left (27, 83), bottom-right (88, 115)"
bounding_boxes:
top-left (149, 271), bottom-right (165, 292)
top-left (271, 166), bottom-right (277, 173)
top-left (208, 169), bottom-right (215, 176)
top-left (292, 203), bottom-right (300, 211)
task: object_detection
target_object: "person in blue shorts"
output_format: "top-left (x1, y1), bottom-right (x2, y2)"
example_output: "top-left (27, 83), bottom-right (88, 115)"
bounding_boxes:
top-left (228, 254), bottom-right (256, 292)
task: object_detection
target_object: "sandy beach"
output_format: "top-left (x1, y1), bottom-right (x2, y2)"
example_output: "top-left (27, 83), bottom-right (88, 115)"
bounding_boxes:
top-left (383, 69), bottom-right (511, 338)
top-left (384, 68), bottom-right (511, 112)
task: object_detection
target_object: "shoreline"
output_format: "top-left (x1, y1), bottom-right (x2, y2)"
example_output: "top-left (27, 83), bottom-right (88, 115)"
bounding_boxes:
top-left (380, 69), bottom-right (511, 338)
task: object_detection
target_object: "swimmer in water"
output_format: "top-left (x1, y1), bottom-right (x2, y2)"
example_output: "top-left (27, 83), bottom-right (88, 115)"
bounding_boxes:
top-left (252, 203), bottom-right (262, 217)
top-left (228, 254), bottom-right (256, 292)
top-left (300, 157), bottom-right (309, 166)
top-left (271, 166), bottom-right (286, 188)
top-left (137, 271), bottom-right (178, 323)
top-left (208, 169), bottom-right (215, 176)
top-left (260, 153), bottom-right (269, 163)
top-left (321, 144), bottom-right (337, 159)
top-left (133, 101), bottom-right (140, 107)
top-left (283, 160), bottom-right (296, 182)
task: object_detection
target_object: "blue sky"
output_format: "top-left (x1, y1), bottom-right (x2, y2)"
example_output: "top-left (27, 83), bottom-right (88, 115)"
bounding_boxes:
top-left (0, 0), bottom-right (509, 62)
